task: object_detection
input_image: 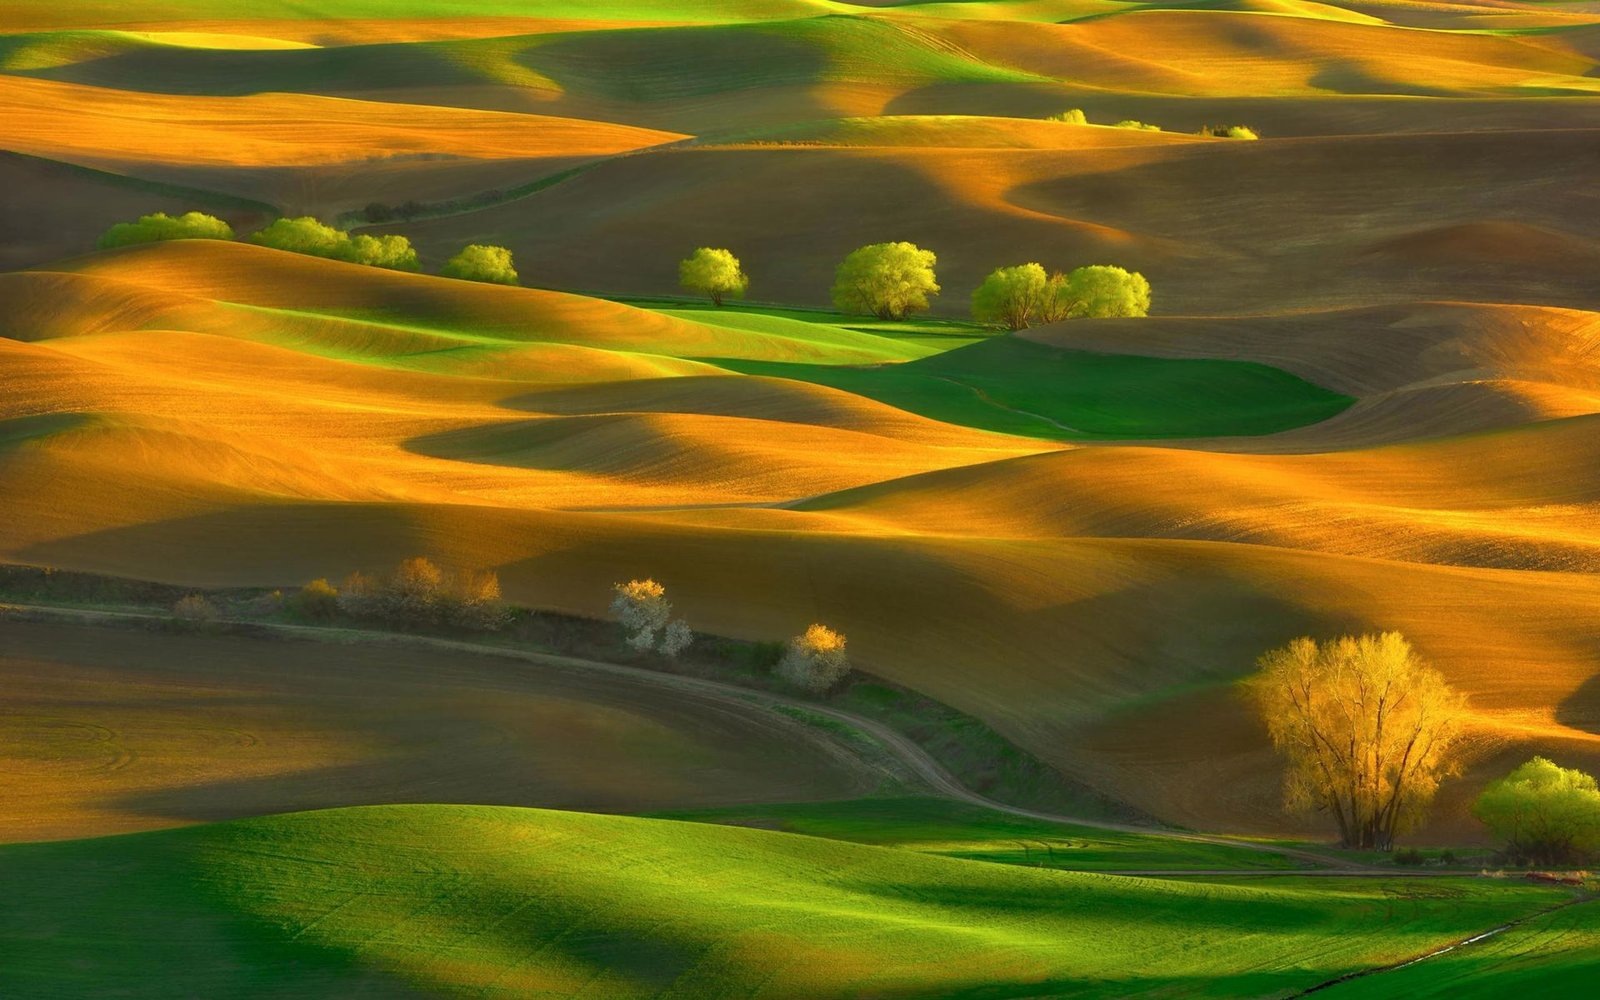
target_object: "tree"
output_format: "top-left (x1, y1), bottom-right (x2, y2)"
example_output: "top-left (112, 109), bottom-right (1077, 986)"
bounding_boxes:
top-left (776, 624), bottom-right (851, 693)
top-left (1113, 120), bottom-right (1161, 132)
top-left (1473, 758), bottom-right (1600, 866)
top-left (248, 217), bottom-right (349, 259)
top-left (1060, 264), bottom-right (1151, 318)
top-left (345, 233), bottom-right (419, 271)
top-left (971, 263), bottom-right (1051, 330)
top-left (172, 593), bottom-right (218, 626)
top-left (831, 242), bottom-right (940, 320)
top-left (610, 579), bottom-right (693, 659)
top-left (678, 247), bottom-right (748, 306)
top-left (1047, 109), bottom-right (1088, 125)
top-left (99, 211), bottom-right (233, 250)
top-left (293, 578), bottom-right (340, 620)
top-left (1249, 632), bottom-right (1466, 850)
top-left (441, 244), bottom-right (519, 285)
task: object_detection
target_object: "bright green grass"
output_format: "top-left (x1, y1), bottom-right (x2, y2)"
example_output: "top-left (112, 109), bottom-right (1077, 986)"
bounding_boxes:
top-left (714, 334), bottom-right (1355, 440)
top-left (1320, 894), bottom-right (1600, 997)
top-left (0, 805), bottom-right (1566, 999)
top-left (658, 795), bottom-right (1309, 871)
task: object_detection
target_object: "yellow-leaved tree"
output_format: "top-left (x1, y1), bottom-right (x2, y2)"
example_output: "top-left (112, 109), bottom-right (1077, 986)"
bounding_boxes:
top-left (1250, 632), bottom-right (1466, 850)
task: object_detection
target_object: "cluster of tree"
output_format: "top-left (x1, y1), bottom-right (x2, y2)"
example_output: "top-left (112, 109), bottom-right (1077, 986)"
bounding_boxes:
top-left (248, 217), bottom-right (420, 271)
top-left (96, 211), bottom-right (520, 286)
top-left (99, 212), bottom-right (235, 250)
top-left (972, 263), bottom-right (1151, 330)
top-left (1113, 120), bottom-right (1161, 132)
top-left (608, 578), bottom-right (852, 693)
top-left (609, 578), bottom-right (694, 658)
top-left (674, 243), bottom-right (1149, 329)
top-left (1046, 111), bottom-right (1256, 140)
top-left (295, 557), bottom-right (507, 631)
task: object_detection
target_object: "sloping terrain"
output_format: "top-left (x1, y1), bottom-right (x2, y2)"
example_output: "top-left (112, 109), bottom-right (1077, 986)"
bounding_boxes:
top-left (0, 803), bottom-right (1566, 998)
top-left (3, 0), bottom-right (1599, 853)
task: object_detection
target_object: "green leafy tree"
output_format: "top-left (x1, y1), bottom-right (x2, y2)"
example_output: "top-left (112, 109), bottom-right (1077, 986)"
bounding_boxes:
top-left (441, 244), bottom-right (519, 285)
top-left (248, 217), bottom-right (349, 259)
top-left (1047, 109), bottom-right (1088, 125)
top-left (971, 263), bottom-right (1051, 331)
top-left (678, 247), bottom-right (748, 306)
top-left (98, 211), bottom-right (233, 249)
top-left (1473, 758), bottom-right (1600, 866)
top-left (1113, 120), bottom-right (1161, 132)
top-left (1061, 265), bottom-right (1151, 318)
top-left (346, 234), bottom-right (419, 271)
top-left (831, 241), bottom-right (940, 320)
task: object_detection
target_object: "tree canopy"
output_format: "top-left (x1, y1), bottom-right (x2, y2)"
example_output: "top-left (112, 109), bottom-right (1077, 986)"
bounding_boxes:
top-left (678, 247), bottom-right (748, 306)
top-left (831, 241), bottom-right (940, 320)
top-left (247, 218), bottom-right (417, 271)
top-left (1062, 265), bottom-right (1151, 318)
top-left (971, 263), bottom-right (1151, 329)
top-left (1249, 632), bottom-right (1466, 850)
top-left (442, 244), bottom-right (519, 285)
top-left (776, 624), bottom-right (851, 693)
top-left (98, 211), bottom-right (234, 250)
top-left (1473, 757), bottom-right (1600, 866)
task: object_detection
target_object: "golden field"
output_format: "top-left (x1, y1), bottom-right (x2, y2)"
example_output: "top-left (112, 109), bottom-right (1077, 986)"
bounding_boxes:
top-left (3, 0), bottom-right (1599, 846)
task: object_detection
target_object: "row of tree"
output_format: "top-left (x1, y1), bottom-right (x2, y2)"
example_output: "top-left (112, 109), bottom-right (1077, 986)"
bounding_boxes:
top-left (1046, 108), bottom-right (1259, 139)
top-left (680, 244), bottom-right (1150, 328)
top-left (609, 577), bottom-right (852, 693)
top-left (1252, 631), bottom-right (1600, 863)
top-left (97, 212), bottom-right (520, 285)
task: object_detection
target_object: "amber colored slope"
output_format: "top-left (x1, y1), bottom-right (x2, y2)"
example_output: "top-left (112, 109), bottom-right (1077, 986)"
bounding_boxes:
top-left (2, 242), bottom-right (1597, 840)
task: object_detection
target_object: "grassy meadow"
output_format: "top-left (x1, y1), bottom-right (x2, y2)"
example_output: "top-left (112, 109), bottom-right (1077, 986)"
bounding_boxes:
top-left (3, 0), bottom-right (1600, 994)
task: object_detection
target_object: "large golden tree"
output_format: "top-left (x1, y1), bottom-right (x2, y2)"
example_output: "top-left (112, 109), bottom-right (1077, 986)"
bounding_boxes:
top-left (1250, 632), bottom-right (1466, 850)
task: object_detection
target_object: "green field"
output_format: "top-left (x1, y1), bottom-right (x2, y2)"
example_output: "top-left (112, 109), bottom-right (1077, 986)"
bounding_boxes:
top-left (659, 795), bottom-right (1309, 871)
top-left (1321, 894), bottom-right (1600, 998)
top-left (716, 334), bottom-right (1355, 439)
top-left (0, 804), bottom-right (1569, 999)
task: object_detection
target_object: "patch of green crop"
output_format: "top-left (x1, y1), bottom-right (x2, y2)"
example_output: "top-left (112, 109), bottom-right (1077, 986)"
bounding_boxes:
top-left (1317, 894), bottom-right (1600, 998)
top-left (659, 795), bottom-right (1309, 871)
top-left (0, 805), bottom-right (1567, 998)
top-left (714, 334), bottom-right (1355, 440)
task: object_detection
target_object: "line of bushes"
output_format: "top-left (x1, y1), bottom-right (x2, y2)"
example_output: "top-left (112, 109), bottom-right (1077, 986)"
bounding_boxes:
top-left (1047, 108), bottom-right (1259, 139)
top-left (96, 211), bottom-right (521, 286)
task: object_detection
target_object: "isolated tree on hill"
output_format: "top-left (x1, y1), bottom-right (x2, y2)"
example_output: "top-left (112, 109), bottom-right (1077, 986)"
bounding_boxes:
top-left (1060, 265), bottom-right (1151, 318)
top-left (678, 247), bottom-right (749, 306)
top-left (1473, 757), bottom-right (1600, 866)
top-left (831, 241), bottom-right (940, 320)
top-left (1250, 632), bottom-right (1466, 850)
top-left (1047, 109), bottom-right (1088, 125)
top-left (98, 211), bottom-right (233, 250)
top-left (610, 579), bottom-right (694, 659)
top-left (776, 624), bottom-right (851, 694)
top-left (442, 244), bottom-right (519, 285)
top-left (971, 263), bottom-right (1051, 330)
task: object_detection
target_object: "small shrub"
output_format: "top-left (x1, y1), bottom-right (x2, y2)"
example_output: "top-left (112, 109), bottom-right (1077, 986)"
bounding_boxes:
top-left (441, 244), bottom-right (519, 285)
top-left (294, 578), bottom-right (340, 620)
top-left (1046, 109), bottom-right (1088, 125)
top-left (1112, 120), bottom-right (1161, 132)
top-left (1225, 126), bottom-right (1260, 140)
top-left (1440, 849), bottom-right (1458, 866)
top-left (172, 594), bottom-right (218, 626)
top-left (776, 624), bottom-right (851, 694)
top-left (99, 212), bottom-right (234, 250)
top-left (1394, 848), bottom-right (1426, 866)
top-left (659, 619), bottom-right (695, 659)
